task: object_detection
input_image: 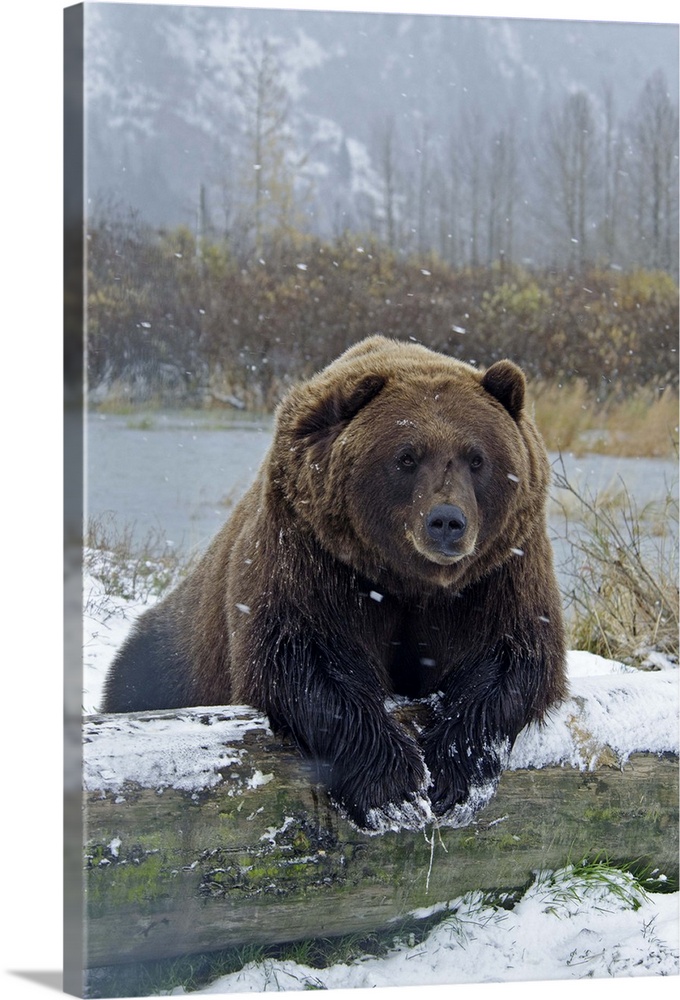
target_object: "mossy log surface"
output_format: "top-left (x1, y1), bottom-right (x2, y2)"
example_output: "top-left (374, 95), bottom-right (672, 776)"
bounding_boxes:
top-left (81, 700), bottom-right (679, 970)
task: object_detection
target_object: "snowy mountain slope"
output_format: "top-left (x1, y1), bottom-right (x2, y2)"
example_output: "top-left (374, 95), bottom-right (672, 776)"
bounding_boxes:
top-left (83, 6), bottom-right (679, 233)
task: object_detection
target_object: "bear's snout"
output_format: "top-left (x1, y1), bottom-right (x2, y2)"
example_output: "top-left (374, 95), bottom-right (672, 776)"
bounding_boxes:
top-left (425, 504), bottom-right (468, 552)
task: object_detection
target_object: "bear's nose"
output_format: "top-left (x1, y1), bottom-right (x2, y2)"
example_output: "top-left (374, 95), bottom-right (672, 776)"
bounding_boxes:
top-left (426, 504), bottom-right (468, 548)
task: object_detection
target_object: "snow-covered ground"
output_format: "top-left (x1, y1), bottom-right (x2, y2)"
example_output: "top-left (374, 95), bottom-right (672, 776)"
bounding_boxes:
top-left (177, 867), bottom-right (679, 992)
top-left (82, 561), bottom-right (679, 993)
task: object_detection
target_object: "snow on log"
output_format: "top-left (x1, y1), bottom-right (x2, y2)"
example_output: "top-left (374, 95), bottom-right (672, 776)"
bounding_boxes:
top-left (81, 656), bottom-right (678, 969)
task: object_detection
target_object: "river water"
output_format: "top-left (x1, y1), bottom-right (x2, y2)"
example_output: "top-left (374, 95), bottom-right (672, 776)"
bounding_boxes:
top-left (86, 411), bottom-right (677, 589)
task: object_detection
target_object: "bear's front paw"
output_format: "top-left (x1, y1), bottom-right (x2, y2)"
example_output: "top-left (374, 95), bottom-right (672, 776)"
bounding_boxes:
top-left (362, 785), bottom-right (433, 835)
top-left (331, 738), bottom-right (432, 834)
top-left (430, 770), bottom-right (500, 828)
top-left (424, 733), bottom-right (510, 827)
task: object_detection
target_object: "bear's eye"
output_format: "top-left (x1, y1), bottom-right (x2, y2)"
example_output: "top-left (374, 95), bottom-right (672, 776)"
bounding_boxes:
top-left (397, 450), bottom-right (418, 472)
top-left (469, 453), bottom-right (484, 471)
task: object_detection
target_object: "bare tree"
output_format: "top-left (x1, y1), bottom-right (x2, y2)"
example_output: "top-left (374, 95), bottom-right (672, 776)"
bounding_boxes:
top-left (541, 90), bottom-right (599, 270)
top-left (487, 126), bottom-right (518, 266)
top-left (377, 116), bottom-right (400, 250)
top-left (456, 104), bottom-right (487, 268)
top-left (599, 84), bottom-right (623, 265)
top-left (235, 38), bottom-right (295, 257)
top-left (629, 71), bottom-right (679, 273)
top-left (414, 115), bottom-right (433, 256)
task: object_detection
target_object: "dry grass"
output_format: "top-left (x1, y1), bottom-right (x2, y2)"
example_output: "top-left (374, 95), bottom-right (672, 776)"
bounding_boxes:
top-left (530, 381), bottom-right (678, 458)
top-left (553, 460), bottom-right (679, 667)
top-left (85, 513), bottom-right (185, 606)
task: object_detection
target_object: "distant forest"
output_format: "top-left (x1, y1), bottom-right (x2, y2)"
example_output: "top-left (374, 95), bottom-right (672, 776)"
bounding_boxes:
top-left (193, 59), bottom-right (679, 276)
top-left (86, 217), bottom-right (678, 408)
top-left (84, 47), bottom-right (678, 408)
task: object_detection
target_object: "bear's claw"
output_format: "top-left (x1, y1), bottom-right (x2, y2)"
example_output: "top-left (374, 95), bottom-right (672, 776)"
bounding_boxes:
top-left (357, 791), bottom-right (434, 835)
top-left (431, 778), bottom-right (500, 828)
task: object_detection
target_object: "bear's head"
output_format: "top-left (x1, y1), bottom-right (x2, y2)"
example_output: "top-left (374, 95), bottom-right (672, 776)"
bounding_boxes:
top-left (273, 336), bottom-right (550, 592)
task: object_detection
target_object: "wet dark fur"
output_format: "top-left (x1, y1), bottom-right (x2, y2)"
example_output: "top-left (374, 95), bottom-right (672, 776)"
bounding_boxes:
top-left (103, 336), bottom-right (567, 831)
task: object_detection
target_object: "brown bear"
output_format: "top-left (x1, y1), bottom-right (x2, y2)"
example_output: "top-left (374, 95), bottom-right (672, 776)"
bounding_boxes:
top-left (103, 335), bottom-right (567, 832)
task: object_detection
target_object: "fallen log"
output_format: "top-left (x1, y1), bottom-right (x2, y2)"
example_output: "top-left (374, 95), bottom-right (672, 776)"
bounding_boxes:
top-left (81, 665), bottom-right (679, 970)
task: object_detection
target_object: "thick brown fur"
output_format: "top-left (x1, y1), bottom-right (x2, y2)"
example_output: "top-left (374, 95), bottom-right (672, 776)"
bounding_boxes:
top-left (103, 336), bottom-right (567, 832)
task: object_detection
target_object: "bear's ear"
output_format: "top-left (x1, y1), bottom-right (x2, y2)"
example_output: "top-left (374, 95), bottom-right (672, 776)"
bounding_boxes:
top-left (481, 360), bottom-right (525, 420)
top-left (293, 373), bottom-right (387, 441)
